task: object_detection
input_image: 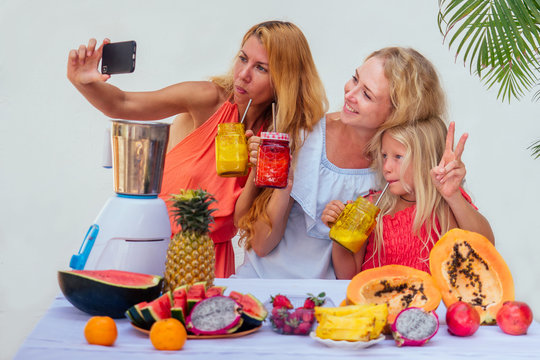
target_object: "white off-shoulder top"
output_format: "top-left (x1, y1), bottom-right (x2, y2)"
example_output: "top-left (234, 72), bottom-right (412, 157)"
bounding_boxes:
top-left (235, 117), bottom-right (376, 279)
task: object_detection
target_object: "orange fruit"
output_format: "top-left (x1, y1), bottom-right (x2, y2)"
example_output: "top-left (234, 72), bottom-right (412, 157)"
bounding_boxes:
top-left (84, 316), bottom-right (117, 346)
top-left (150, 318), bottom-right (187, 351)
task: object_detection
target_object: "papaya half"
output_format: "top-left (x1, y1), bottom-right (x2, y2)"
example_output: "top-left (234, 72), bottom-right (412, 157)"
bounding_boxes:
top-left (346, 264), bottom-right (441, 325)
top-left (429, 228), bottom-right (514, 325)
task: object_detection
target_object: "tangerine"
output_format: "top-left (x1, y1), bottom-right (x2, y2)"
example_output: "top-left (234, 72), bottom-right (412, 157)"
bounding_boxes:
top-left (84, 316), bottom-right (117, 346)
top-left (150, 318), bottom-right (187, 351)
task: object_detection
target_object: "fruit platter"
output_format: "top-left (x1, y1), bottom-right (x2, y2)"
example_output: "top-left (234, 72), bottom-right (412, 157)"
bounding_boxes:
top-left (16, 228), bottom-right (540, 359)
top-left (125, 281), bottom-right (267, 339)
top-left (19, 277), bottom-right (540, 359)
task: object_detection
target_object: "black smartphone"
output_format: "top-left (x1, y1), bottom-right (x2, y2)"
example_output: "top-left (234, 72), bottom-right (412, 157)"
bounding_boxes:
top-left (101, 41), bottom-right (136, 75)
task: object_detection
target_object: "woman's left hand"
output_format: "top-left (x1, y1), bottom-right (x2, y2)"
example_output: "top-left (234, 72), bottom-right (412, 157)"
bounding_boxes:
top-left (245, 130), bottom-right (261, 166)
top-left (430, 122), bottom-right (468, 200)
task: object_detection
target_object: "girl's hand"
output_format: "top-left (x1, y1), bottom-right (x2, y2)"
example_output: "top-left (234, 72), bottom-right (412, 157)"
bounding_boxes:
top-left (67, 38), bottom-right (111, 85)
top-left (246, 132), bottom-right (261, 166)
top-left (430, 121), bottom-right (468, 200)
top-left (321, 200), bottom-right (346, 228)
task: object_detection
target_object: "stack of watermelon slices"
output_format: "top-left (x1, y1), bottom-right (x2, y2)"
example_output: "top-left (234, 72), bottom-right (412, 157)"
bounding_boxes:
top-left (125, 281), bottom-right (268, 334)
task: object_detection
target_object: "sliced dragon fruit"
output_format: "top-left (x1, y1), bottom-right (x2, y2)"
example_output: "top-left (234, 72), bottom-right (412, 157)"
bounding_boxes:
top-left (186, 296), bottom-right (243, 335)
top-left (391, 307), bottom-right (439, 346)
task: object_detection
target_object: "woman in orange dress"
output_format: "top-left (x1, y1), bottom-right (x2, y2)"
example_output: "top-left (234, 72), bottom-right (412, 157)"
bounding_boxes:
top-left (67, 21), bottom-right (327, 277)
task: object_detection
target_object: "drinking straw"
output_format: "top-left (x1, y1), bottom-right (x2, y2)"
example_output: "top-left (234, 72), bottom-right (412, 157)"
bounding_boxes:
top-left (240, 99), bottom-right (252, 124)
top-left (375, 183), bottom-right (389, 207)
top-left (272, 102), bottom-right (276, 131)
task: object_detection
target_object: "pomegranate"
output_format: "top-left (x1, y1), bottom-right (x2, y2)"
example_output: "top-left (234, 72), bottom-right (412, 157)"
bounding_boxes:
top-left (446, 301), bottom-right (480, 337)
top-left (496, 301), bottom-right (534, 335)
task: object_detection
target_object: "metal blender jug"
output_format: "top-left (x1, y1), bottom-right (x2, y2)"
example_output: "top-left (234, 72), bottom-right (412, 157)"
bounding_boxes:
top-left (70, 120), bottom-right (172, 275)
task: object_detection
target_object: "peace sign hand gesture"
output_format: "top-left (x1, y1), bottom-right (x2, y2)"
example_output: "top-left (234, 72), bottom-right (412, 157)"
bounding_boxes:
top-left (430, 122), bottom-right (468, 200)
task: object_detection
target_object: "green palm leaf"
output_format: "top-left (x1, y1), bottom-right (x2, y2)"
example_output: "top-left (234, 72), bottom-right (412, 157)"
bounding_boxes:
top-left (528, 140), bottom-right (540, 158)
top-left (438, 0), bottom-right (540, 102)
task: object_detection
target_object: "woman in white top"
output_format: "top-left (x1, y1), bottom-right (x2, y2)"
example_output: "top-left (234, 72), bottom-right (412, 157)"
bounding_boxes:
top-left (234, 47), bottom-right (447, 279)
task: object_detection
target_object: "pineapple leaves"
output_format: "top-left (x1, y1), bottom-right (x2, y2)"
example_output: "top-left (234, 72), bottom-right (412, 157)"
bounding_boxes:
top-left (170, 189), bottom-right (217, 235)
top-left (438, 0), bottom-right (540, 102)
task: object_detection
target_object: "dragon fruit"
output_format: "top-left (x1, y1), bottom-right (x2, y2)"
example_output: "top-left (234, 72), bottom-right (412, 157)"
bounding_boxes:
top-left (391, 307), bottom-right (439, 346)
top-left (186, 296), bottom-right (243, 335)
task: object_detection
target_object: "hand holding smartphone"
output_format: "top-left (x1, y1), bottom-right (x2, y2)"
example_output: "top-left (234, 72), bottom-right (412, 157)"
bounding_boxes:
top-left (101, 41), bottom-right (136, 75)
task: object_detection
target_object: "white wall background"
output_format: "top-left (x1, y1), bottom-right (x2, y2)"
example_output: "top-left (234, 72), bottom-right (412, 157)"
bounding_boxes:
top-left (1, 0), bottom-right (539, 358)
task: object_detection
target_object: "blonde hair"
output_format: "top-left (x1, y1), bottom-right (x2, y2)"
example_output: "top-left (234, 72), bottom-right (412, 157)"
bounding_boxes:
top-left (229, 21), bottom-right (328, 249)
top-left (366, 47), bottom-right (447, 131)
top-left (369, 117), bottom-right (451, 267)
top-left (212, 21), bottom-right (328, 153)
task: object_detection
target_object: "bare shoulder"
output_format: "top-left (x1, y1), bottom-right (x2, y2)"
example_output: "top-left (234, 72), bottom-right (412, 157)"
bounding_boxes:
top-left (167, 82), bottom-right (228, 148)
top-left (188, 81), bottom-right (225, 104)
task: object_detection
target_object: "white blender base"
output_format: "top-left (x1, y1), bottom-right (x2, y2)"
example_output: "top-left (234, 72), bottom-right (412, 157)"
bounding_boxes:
top-left (71, 195), bottom-right (171, 276)
top-left (92, 237), bottom-right (170, 275)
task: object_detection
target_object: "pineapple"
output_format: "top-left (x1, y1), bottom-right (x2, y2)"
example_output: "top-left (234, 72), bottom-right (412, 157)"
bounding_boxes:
top-left (163, 189), bottom-right (216, 292)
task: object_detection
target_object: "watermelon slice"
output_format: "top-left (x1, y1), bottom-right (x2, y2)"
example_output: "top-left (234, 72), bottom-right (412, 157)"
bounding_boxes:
top-left (187, 281), bottom-right (207, 314)
top-left (228, 291), bottom-right (243, 303)
top-left (125, 302), bottom-right (149, 329)
top-left (171, 285), bottom-right (189, 325)
top-left (239, 294), bottom-right (268, 322)
top-left (141, 291), bottom-right (173, 326)
top-left (229, 292), bottom-right (268, 330)
top-left (206, 285), bottom-right (227, 298)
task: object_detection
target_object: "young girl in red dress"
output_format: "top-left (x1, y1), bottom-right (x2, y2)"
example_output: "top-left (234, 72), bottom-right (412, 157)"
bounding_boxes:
top-left (321, 118), bottom-right (494, 279)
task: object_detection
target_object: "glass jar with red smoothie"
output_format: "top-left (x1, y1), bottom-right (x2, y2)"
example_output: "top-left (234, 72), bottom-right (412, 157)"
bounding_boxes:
top-left (254, 132), bottom-right (290, 189)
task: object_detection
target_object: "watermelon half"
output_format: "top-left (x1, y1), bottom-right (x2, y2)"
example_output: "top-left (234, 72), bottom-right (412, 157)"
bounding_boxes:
top-left (58, 269), bottom-right (163, 318)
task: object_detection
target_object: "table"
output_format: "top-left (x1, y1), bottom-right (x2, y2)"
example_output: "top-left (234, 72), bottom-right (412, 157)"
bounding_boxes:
top-left (15, 278), bottom-right (540, 359)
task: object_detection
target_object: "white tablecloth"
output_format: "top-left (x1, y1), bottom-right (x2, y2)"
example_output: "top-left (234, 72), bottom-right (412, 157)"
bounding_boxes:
top-left (15, 278), bottom-right (540, 359)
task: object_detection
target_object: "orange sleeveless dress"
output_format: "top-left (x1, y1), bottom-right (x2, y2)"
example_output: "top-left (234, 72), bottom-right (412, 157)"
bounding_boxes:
top-left (159, 101), bottom-right (244, 278)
